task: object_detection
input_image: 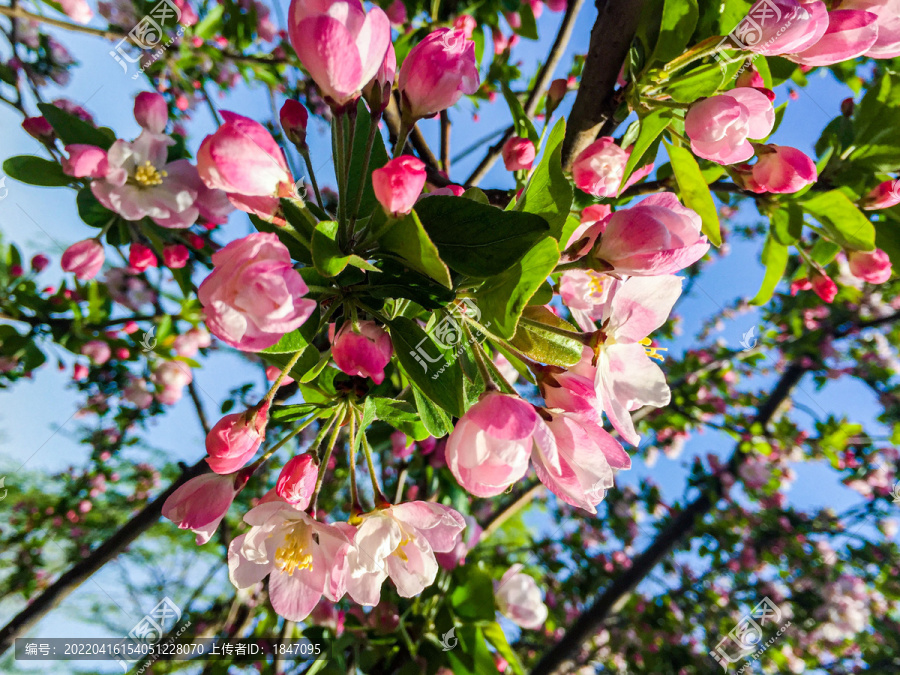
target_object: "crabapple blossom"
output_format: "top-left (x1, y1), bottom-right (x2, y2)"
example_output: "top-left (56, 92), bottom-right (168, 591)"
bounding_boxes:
top-left (205, 403), bottom-right (269, 474)
top-left (571, 137), bottom-right (654, 197)
top-left (502, 136), bottom-right (536, 171)
top-left (152, 360), bottom-right (193, 405)
top-left (842, 0), bottom-right (900, 58)
top-left (61, 239), bottom-right (104, 280)
top-left (494, 564), bottom-right (549, 629)
top-left (788, 9), bottom-right (879, 66)
top-left (745, 145), bottom-right (818, 194)
top-left (371, 156), bottom-right (427, 216)
top-left (848, 249), bottom-right (892, 284)
top-left (863, 179), bottom-right (900, 210)
top-left (684, 88), bottom-right (775, 165)
top-left (162, 473), bottom-right (241, 545)
top-left (198, 233), bottom-right (316, 352)
top-left (276, 454), bottom-right (318, 507)
top-left (332, 320), bottom-right (393, 384)
top-left (81, 340), bottom-right (111, 365)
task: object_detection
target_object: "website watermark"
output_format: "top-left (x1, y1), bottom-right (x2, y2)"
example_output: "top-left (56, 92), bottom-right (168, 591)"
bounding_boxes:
top-left (408, 298), bottom-right (493, 380)
top-left (713, 0), bottom-right (799, 77)
top-left (709, 597), bottom-right (790, 671)
top-left (109, 0), bottom-right (185, 80)
top-left (115, 596), bottom-right (183, 672)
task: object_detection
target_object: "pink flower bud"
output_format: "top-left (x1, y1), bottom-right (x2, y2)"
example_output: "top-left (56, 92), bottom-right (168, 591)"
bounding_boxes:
top-left (62, 144), bottom-right (108, 178)
top-left (280, 99), bottom-right (309, 149)
top-left (22, 116), bottom-right (54, 141)
top-left (134, 92), bottom-right (168, 134)
top-left (547, 78), bottom-right (567, 107)
top-left (162, 473), bottom-right (239, 544)
top-left (205, 403), bottom-right (269, 474)
top-left (9, 265), bottom-right (23, 277)
top-left (275, 453), bottom-right (318, 507)
top-left (571, 137), bottom-right (653, 197)
top-left (684, 88), bottom-right (774, 165)
top-left (502, 137), bottom-right (536, 171)
top-left (372, 156), bottom-right (427, 215)
top-left (198, 112), bottom-right (292, 198)
top-left (288, 0), bottom-right (391, 107)
top-left (386, 0), bottom-right (407, 25)
top-left (544, 0), bottom-right (566, 12)
top-left (81, 340), bottom-right (111, 365)
top-left (863, 179), bottom-right (900, 210)
top-left (453, 14), bottom-right (476, 38)
top-left (747, 145), bottom-right (817, 194)
top-left (198, 233), bottom-right (315, 352)
top-left (735, 67), bottom-right (765, 89)
top-left (332, 320), bottom-right (393, 384)
top-left (363, 43), bottom-right (397, 113)
top-left (129, 243), bottom-right (157, 272)
top-left (842, 0), bottom-right (900, 59)
top-left (61, 239), bottom-right (104, 280)
top-left (788, 9), bottom-right (879, 66)
top-left (116, 347), bottom-right (130, 359)
top-left (494, 565), bottom-right (549, 629)
top-left (31, 254), bottom-right (49, 272)
top-left (848, 249), bottom-right (892, 284)
top-left (810, 270), bottom-right (838, 303)
top-left (744, 0), bottom-right (828, 57)
top-left (399, 28), bottom-right (480, 120)
top-left (163, 244), bottom-right (189, 269)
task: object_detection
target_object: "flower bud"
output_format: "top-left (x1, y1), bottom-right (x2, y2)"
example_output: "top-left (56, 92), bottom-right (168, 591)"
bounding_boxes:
top-left (61, 239), bottom-right (104, 280)
top-left (332, 320), bottom-right (393, 384)
top-left (134, 91), bottom-right (168, 134)
top-left (163, 244), bottom-right (189, 269)
top-left (205, 403), bottom-right (269, 474)
top-left (129, 243), bottom-right (158, 272)
top-left (399, 28), bottom-right (479, 121)
top-left (848, 249), bottom-right (892, 284)
top-left (502, 136), bottom-right (536, 172)
top-left (280, 99), bottom-right (309, 150)
top-left (372, 156), bottom-right (427, 216)
top-left (275, 453), bottom-right (318, 508)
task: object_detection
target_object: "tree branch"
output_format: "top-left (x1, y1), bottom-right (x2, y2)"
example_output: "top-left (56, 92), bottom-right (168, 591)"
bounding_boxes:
top-left (560, 0), bottom-right (647, 170)
top-left (528, 362), bottom-right (808, 675)
top-left (466, 0), bottom-right (586, 186)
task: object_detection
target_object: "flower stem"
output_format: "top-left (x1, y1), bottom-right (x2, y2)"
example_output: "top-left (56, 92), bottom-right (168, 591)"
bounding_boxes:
top-left (465, 323), bottom-right (499, 392)
top-left (300, 149), bottom-right (324, 209)
top-left (310, 405), bottom-right (345, 514)
top-left (264, 349), bottom-right (304, 404)
top-left (361, 430), bottom-right (389, 505)
top-left (248, 414), bottom-right (320, 472)
top-left (392, 121), bottom-right (411, 158)
top-left (348, 110), bottom-right (381, 236)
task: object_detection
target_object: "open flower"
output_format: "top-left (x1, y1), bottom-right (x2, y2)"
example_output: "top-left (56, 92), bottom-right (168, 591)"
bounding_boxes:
top-left (594, 275), bottom-right (683, 445)
top-left (162, 473), bottom-right (241, 545)
top-left (344, 502), bottom-right (465, 605)
top-left (228, 501), bottom-right (351, 621)
top-left (787, 9), bottom-right (879, 66)
top-left (494, 564), bottom-right (548, 629)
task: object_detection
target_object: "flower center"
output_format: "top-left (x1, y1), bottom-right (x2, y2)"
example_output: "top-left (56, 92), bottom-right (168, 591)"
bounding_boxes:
top-left (275, 522), bottom-right (314, 576)
top-left (392, 534), bottom-right (414, 563)
top-left (133, 160), bottom-right (167, 187)
top-left (640, 336), bottom-right (667, 362)
top-left (588, 272), bottom-right (604, 299)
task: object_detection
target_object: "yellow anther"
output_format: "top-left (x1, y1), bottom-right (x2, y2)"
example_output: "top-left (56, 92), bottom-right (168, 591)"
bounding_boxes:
top-left (588, 272), bottom-right (604, 297)
top-left (133, 161), bottom-right (167, 187)
top-left (393, 534), bottom-right (413, 563)
top-left (275, 523), bottom-right (314, 576)
top-left (639, 336), bottom-right (668, 362)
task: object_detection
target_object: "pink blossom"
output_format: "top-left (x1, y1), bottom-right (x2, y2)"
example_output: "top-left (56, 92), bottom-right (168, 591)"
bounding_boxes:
top-left (592, 193), bottom-right (709, 276)
top-left (745, 0), bottom-right (829, 56)
top-left (73, 363), bottom-right (88, 380)
top-left (163, 244), bottom-right (189, 269)
top-left (61, 239), bottom-right (104, 280)
top-left (446, 392), bottom-right (552, 497)
top-left (344, 501), bottom-right (465, 604)
top-left (494, 564), bottom-right (548, 629)
top-left (206, 403), bottom-right (269, 474)
top-left (81, 340), bottom-right (111, 365)
top-left (62, 144), bottom-right (108, 178)
top-left (173, 327), bottom-right (211, 357)
top-left (746, 145), bottom-right (817, 194)
top-left (198, 233), bottom-right (316, 352)
top-left (544, 0), bottom-right (566, 11)
top-left (559, 270), bottom-right (617, 331)
top-left (788, 9), bottom-right (879, 66)
top-left (565, 204), bottom-right (611, 257)
top-left (228, 502), bottom-right (351, 621)
top-left (198, 112), bottom-right (293, 203)
top-left (280, 99), bottom-right (309, 149)
top-left (571, 138), bottom-right (654, 197)
top-left (266, 365), bottom-right (294, 385)
top-left (31, 254), bottom-right (50, 272)
top-left (863, 180), bottom-right (900, 210)
top-left (453, 14), bottom-right (476, 38)
top-left (162, 473), bottom-right (240, 544)
top-left (539, 347), bottom-right (603, 421)
top-left (129, 243), bottom-right (157, 272)
top-left (287, 0), bottom-right (391, 107)
top-left (134, 92), bottom-right (168, 134)
top-left (22, 116), bottom-right (54, 141)
top-left (152, 360), bottom-right (193, 404)
top-left (123, 379), bottom-right (153, 408)
top-left (502, 137), bottom-right (536, 171)
top-left (594, 275), bottom-right (683, 445)
top-left (372, 156), bottom-right (427, 216)
top-left (810, 270), bottom-right (838, 303)
top-left (276, 454), bottom-right (318, 507)
top-left (387, 0), bottom-right (406, 25)
top-left (842, 0), bottom-right (900, 59)
top-left (399, 28), bottom-right (480, 120)
top-left (533, 411), bottom-right (629, 513)
top-left (684, 88), bottom-right (775, 165)
top-left (848, 249), bottom-right (892, 284)
top-left (332, 320), bottom-right (393, 384)
top-left (59, 0), bottom-right (93, 23)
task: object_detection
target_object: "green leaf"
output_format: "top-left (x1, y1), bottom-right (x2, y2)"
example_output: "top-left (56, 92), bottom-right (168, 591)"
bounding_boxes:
top-left (261, 308), bottom-right (320, 353)
top-left (512, 2), bottom-right (538, 40)
top-left (515, 119), bottom-right (572, 241)
top-left (875, 215), bottom-right (900, 268)
top-left (270, 402), bottom-right (323, 423)
top-left (501, 83), bottom-right (539, 146)
top-left (412, 386), bottom-right (453, 438)
top-left (346, 100), bottom-right (391, 218)
top-left (312, 220), bottom-right (350, 276)
top-left (390, 317), bottom-right (465, 417)
top-left (37, 103), bottom-right (115, 149)
top-left (651, 0), bottom-right (699, 64)
top-left (619, 110), bottom-right (671, 192)
top-left (509, 306), bottom-right (583, 367)
top-left (482, 622), bottom-right (525, 675)
top-left (372, 397), bottom-right (430, 440)
top-left (666, 142), bottom-right (722, 247)
top-left (851, 72), bottom-right (900, 171)
top-left (475, 237), bottom-right (559, 339)
top-left (802, 190), bottom-right (876, 252)
top-left (450, 566), bottom-right (497, 622)
top-left (378, 211), bottom-right (452, 288)
top-left (444, 625), bottom-right (497, 675)
top-left (666, 61), bottom-right (740, 103)
top-left (770, 202), bottom-right (803, 245)
top-left (76, 187), bottom-right (116, 227)
top-left (414, 196), bottom-right (549, 277)
top-left (751, 234), bottom-right (788, 306)
top-left (279, 198), bottom-right (317, 247)
top-left (2, 156), bottom-right (71, 187)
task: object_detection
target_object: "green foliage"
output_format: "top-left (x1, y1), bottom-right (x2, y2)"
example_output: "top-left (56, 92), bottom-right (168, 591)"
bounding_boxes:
top-left (2, 156), bottom-right (71, 187)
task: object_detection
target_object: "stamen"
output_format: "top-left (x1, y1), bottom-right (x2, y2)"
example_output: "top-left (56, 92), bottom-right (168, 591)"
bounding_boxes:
top-left (275, 523), bottom-right (314, 576)
top-left (133, 161), bottom-right (167, 187)
top-left (639, 336), bottom-right (668, 362)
